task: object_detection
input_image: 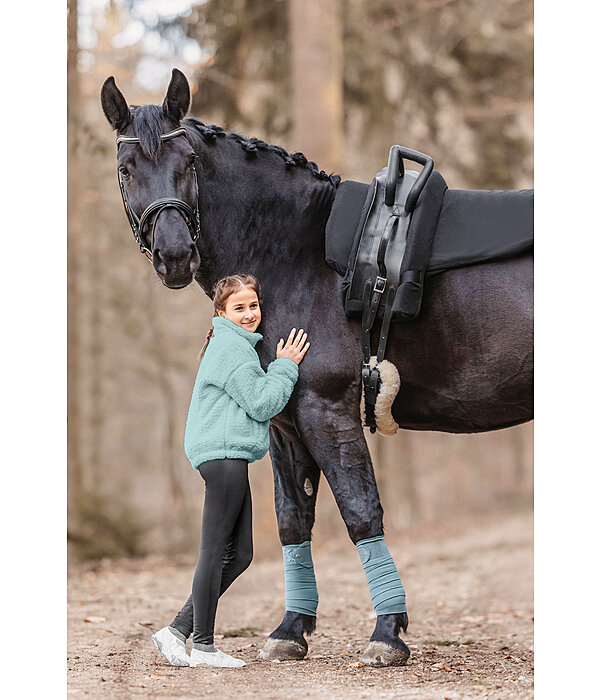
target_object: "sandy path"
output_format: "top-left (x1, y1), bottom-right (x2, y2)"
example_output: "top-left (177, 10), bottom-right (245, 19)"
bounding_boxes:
top-left (68, 510), bottom-right (533, 699)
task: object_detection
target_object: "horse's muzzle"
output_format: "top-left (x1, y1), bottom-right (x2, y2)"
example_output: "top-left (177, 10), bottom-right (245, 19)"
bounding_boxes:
top-left (154, 244), bottom-right (200, 288)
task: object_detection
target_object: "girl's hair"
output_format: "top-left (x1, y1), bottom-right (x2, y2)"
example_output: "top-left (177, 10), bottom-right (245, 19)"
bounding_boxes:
top-left (197, 273), bottom-right (263, 362)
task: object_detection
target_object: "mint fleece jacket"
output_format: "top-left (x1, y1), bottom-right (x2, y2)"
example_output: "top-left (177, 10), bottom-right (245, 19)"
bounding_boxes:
top-left (184, 316), bottom-right (299, 469)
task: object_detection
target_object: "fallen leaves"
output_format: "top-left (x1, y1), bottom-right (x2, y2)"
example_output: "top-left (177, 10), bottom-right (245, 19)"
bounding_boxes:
top-left (431, 663), bottom-right (455, 672)
top-left (83, 616), bottom-right (106, 623)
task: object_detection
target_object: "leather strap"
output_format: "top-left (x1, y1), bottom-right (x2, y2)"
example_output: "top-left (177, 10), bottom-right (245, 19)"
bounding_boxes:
top-left (362, 363), bottom-right (380, 434)
top-left (376, 211), bottom-right (400, 274)
top-left (377, 284), bottom-right (396, 364)
top-left (399, 269), bottom-right (423, 284)
top-left (361, 279), bottom-right (374, 365)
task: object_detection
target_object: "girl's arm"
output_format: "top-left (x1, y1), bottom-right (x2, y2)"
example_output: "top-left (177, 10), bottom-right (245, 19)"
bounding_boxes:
top-left (222, 356), bottom-right (299, 422)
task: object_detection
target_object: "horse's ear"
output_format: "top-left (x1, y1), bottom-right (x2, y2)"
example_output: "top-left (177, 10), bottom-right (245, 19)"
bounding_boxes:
top-left (101, 76), bottom-right (131, 131)
top-left (162, 68), bottom-right (191, 123)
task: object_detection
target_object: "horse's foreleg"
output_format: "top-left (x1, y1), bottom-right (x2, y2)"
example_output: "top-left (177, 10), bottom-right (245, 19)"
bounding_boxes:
top-left (259, 420), bottom-right (321, 661)
top-left (297, 405), bottom-right (410, 667)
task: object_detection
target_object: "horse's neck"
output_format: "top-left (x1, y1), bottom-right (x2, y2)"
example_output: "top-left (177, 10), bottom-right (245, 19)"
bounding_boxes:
top-left (198, 152), bottom-right (337, 283)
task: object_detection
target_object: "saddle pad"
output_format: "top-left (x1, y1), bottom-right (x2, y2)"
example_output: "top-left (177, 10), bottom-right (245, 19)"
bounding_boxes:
top-left (325, 179), bottom-right (371, 277)
top-left (325, 182), bottom-right (533, 279)
top-left (427, 188), bottom-right (533, 276)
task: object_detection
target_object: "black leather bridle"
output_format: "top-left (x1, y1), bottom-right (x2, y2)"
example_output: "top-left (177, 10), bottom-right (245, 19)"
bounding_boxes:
top-left (116, 127), bottom-right (201, 263)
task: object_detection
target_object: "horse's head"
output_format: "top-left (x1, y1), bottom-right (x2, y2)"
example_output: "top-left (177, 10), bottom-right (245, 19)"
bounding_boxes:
top-left (101, 69), bottom-right (201, 289)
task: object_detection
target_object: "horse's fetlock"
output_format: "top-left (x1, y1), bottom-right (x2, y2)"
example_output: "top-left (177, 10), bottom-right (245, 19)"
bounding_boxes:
top-left (303, 614), bottom-right (317, 636)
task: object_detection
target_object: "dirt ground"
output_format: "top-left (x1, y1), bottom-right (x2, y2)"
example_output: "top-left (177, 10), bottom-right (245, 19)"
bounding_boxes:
top-left (68, 509), bottom-right (533, 699)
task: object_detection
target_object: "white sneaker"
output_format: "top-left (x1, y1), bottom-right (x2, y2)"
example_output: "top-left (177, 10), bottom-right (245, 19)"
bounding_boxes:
top-left (151, 627), bottom-right (190, 667)
top-left (189, 647), bottom-right (245, 668)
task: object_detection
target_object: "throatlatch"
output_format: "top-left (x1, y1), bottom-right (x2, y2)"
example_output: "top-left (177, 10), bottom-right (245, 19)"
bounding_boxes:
top-left (356, 536), bottom-right (407, 615)
top-left (282, 541), bottom-right (319, 617)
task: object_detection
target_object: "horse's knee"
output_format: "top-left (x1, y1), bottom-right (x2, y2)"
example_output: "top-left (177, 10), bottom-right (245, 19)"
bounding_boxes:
top-left (270, 424), bottom-right (320, 545)
top-left (274, 485), bottom-right (318, 545)
top-left (342, 503), bottom-right (384, 544)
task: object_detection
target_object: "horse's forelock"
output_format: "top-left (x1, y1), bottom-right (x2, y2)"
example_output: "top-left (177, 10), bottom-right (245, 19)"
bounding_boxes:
top-left (131, 105), bottom-right (165, 163)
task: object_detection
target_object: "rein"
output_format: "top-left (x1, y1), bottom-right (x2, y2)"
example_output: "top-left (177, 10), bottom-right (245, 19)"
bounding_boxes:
top-left (116, 127), bottom-right (201, 263)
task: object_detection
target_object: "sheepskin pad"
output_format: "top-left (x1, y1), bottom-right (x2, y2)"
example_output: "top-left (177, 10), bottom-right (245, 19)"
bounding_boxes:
top-left (360, 356), bottom-right (400, 435)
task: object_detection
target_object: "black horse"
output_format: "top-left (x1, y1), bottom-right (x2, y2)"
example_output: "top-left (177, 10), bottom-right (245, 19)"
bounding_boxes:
top-left (101, 69), bottom-right (533, 667)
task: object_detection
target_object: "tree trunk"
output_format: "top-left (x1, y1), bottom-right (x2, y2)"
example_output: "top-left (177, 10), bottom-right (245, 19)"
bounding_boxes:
top-left (288, 0), bottom-right (344, 173)
top-left (67, 0), bottom-right (82, 506)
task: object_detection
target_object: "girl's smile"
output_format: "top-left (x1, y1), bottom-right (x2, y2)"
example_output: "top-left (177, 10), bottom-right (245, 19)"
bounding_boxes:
top-left (217, 287), bottom-right (262, 333)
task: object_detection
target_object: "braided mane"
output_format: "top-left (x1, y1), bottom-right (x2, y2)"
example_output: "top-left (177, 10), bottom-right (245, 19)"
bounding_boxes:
top-left (185, 116), bottom-right (341, 187)
top-left (128, 106), bottom-right (341, 186)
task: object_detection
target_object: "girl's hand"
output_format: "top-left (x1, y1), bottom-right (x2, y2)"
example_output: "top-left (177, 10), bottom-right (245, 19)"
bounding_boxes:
top-left (277, 328), bottom-right (310, 365)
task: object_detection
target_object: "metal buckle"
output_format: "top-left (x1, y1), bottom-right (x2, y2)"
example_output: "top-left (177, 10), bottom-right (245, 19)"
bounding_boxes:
top-left (373, 276), bottom-right (387, 294)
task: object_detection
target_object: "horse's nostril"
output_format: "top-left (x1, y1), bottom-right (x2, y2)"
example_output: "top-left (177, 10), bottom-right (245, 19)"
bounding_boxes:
top-left (153, 249), bottom-right (167, 276)
top-left (190, 256), bottom-right (200, 276)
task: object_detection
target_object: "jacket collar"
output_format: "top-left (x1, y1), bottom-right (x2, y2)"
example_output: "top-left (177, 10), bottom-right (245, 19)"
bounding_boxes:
top-left (212, 315), bottom-right (263, 347)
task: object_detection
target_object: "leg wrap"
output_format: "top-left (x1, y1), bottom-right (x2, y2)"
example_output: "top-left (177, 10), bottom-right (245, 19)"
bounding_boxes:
top-left (356, 536), bottom-right (407, 615)
top-left (282, 541), bottom-right (318, 617)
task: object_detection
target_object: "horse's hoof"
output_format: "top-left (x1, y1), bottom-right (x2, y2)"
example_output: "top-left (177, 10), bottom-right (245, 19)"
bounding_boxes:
top-left (259, 637), bottom-right (307, 661)
top-left (359, 640), bottom-right (410, 667)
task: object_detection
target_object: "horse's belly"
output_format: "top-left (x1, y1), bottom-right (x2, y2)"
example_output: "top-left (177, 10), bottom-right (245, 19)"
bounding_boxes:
top-left (387, 256), bottom-right (533, 433)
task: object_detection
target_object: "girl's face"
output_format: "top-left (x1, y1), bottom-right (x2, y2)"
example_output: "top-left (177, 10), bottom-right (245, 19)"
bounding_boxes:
top-left (218, 287), bottom-right (261, 332)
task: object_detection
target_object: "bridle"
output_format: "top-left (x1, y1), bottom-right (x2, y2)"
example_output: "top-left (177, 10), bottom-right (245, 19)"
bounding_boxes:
top-left (116, 127), bottom-right (201, 263)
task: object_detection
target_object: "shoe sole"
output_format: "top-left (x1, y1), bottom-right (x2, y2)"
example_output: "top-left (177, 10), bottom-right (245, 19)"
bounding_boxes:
top-left (189, 657), bottom-right (245, 669)
top-left (152, 633), bottom-right (190, 667)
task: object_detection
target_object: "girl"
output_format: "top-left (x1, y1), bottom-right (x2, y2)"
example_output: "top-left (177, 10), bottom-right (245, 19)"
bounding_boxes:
top-left (152, 273), bottom-right (310, 669)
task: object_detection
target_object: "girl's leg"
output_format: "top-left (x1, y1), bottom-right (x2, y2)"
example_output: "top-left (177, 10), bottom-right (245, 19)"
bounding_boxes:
top-left (220, 482), bottom-right (253, 593)
top-left (191, 458), bottom-right (250, 646)
top-left (169, 482), bottom-right (252, 639)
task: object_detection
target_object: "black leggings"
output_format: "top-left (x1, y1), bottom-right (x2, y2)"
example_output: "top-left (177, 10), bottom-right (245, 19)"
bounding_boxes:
top-left (170, 458), bottom-right (253, 645)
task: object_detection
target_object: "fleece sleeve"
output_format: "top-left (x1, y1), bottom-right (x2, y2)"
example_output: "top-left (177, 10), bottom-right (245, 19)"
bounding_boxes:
top-left (222, 356), bottom-right (299, 422)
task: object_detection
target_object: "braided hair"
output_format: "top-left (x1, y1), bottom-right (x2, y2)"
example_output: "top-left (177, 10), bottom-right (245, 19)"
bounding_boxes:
top-left (197, 273), bottom-right (263, 362)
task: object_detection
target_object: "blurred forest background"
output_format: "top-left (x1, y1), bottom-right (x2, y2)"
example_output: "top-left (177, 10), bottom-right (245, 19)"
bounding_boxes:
top-left (67, 0), bottom-right (533, 562)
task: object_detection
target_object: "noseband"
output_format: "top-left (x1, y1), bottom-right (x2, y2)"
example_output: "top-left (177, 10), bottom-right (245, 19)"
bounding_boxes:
top-left (116, 127), bottom-right (201, 263)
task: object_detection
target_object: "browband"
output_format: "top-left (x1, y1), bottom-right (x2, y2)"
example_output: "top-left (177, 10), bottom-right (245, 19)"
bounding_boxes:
top-left (116, 127), bottom-right (188, 146)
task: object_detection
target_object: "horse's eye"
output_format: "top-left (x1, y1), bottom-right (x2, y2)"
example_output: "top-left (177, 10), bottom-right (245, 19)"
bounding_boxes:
top-left (187, 157), bottom-right (195, 170)
top-left (119, 166), bottom-right (130, 178)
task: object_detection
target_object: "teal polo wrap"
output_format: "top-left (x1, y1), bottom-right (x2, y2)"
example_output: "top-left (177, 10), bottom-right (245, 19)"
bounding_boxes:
top-left (356, 535), bottom-right (407, 615)
top-left (282, 541), bottom-right (318, 616)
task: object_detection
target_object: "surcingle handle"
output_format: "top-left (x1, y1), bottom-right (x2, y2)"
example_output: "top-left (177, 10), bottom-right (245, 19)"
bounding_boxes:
top-left (385, 145), bottom-right (434, 212)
